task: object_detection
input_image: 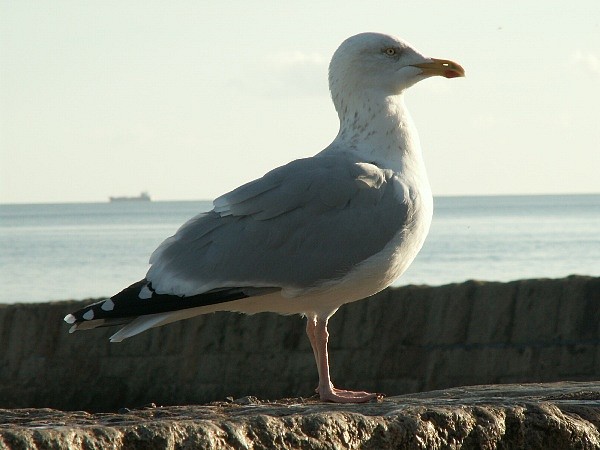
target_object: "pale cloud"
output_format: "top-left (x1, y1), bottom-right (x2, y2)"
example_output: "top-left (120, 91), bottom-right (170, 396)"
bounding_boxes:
top-left (555, 111), bottom-right (573, 129)
top-left (255, 51), bottom-right (329, 97)
top-left (265, 51), bottom-right (328, 68)
top-left (225, 51), bottom-right (329, 98)
top-left (470, 114), bottom-right (496, 130)
top-left (570, 50), bottom-right (600, 77)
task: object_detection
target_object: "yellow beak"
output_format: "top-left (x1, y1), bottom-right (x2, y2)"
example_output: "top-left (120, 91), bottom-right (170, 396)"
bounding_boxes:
top-left (411, 58), bottom-right (465, 78)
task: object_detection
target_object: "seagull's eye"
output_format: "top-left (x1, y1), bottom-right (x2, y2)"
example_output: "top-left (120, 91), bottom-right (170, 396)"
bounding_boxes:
top-left (384, 48), bottom-right (397, 56)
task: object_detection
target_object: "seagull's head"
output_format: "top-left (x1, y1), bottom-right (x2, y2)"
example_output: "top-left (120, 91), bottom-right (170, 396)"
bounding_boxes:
top-left (329, 32), bottom-right (465, 103)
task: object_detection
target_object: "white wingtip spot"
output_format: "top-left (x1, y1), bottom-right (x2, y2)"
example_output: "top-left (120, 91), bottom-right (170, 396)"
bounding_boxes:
top-left (101, 299), bottom-right (115, 311)
top-left (139, 285), bottom-right (153, 299)
top-left (83, 310), bottom-right (94, 321)
top-left (64, 314), bottom-right (76, 324)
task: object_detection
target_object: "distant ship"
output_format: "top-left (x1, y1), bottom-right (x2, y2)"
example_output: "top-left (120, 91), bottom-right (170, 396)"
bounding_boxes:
top-left (109, 192), bottom-right (151, 202)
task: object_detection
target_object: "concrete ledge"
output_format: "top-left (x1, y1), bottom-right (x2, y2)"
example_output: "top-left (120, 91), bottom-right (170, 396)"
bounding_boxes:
top-left (1, 382), bottom-right (600, 449)
top-left (0, 276), bottom-right (599, 411)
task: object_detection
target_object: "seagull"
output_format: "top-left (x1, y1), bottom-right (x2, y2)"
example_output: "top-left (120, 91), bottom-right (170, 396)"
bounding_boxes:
top-left (64, 32), bottom-right (464, 403)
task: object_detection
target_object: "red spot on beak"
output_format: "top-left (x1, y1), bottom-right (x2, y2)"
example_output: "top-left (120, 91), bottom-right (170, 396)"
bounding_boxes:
top-left (444, 70), bottom-right (461, 78)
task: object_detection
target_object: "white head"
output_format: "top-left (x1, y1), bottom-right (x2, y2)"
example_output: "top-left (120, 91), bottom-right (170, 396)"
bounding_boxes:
top-left (329, 32), bottom-right (464, 110)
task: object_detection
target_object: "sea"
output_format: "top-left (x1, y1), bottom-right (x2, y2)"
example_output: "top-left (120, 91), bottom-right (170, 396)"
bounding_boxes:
top-left (0, 194), bottom-right (598, 304)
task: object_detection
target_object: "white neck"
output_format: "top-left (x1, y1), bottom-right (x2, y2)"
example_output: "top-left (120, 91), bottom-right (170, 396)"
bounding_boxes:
top-left (322, 90), bottom-right (426, 178)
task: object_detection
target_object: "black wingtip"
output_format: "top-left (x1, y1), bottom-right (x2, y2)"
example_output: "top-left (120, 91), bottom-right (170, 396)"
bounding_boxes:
top-left (64, 279), bottom-right (278, 329)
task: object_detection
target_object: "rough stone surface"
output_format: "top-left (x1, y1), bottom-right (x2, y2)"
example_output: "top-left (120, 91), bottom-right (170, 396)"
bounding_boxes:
top-left (1, 382), bottom-right (599, 449)
top-left (0, 276), bottom-right (599, 412)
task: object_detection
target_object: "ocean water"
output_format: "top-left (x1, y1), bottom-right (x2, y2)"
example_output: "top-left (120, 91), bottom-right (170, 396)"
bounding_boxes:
top-left (0, 195), bottom-right (598, 304)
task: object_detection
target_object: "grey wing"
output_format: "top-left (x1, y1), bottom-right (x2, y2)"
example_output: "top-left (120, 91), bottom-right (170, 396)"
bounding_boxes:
top-left (146, 154), bottom-right (409, 297)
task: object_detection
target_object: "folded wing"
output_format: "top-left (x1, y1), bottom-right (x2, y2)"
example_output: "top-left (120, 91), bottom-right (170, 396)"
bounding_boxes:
top-left (147, 153), bottom-right (409, 297)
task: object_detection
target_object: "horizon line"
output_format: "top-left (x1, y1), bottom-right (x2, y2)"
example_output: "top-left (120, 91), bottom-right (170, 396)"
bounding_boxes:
top-left (1, 192), bottom-right (599, 207)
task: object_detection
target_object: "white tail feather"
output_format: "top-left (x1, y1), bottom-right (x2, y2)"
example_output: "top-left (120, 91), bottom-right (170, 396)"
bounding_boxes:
top-left (109, 313), bottom-right (172, 342)
top-left (108, 306), bottom-right (216, 342)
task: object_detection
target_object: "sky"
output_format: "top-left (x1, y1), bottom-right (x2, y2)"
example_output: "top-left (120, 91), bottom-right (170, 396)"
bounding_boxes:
top-left (1, 1), bottom-right (599, 204)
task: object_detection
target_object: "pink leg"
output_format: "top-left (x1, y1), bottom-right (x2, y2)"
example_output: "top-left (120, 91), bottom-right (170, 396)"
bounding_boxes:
top-left (306, 316), bottom-right (320, 371)
top-left (305, 315), bottom-right (378, 403)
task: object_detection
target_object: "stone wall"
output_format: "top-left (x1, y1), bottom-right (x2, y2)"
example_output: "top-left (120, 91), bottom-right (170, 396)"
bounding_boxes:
top-left (3, 382), bottom-right (600, 450)
top-left (0, 276), bottom-right (598, 411)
